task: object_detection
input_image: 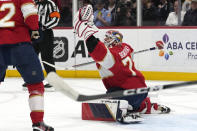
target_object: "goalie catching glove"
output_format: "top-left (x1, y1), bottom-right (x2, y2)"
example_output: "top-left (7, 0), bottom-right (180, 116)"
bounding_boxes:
top-left (73, 4), bottom-right (98, 42)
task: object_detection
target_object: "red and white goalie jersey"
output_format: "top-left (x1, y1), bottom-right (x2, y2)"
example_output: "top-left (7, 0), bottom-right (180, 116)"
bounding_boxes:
top-left (90, 41), bottom-right (147, 90)
top-left (0, 0), bottom-right (39, 45)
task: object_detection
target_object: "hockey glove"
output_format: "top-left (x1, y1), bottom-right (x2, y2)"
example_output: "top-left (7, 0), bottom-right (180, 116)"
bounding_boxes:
top-left (73, 4), bottom-right (98, 42)
top-left (31, 30), bottom-right (40, 40)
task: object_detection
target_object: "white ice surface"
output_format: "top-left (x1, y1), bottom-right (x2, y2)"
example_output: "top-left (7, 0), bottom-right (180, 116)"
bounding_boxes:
top-left (0, 78), bottom-right (197, 131)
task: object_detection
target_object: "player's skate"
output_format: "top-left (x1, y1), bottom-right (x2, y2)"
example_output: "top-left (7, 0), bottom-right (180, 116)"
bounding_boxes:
top-left (32, 122), bottom-right (54, 131)
top-left (139, 97), bottom-right (171, 114)
top-left (118, 112), bottom-right (143, 124)
top-left (157, 104), bottom-right (171, 114)
top-left (43, 83), bottom-right (55, 92)
top-left (146, 103), bottom-right (171, 114)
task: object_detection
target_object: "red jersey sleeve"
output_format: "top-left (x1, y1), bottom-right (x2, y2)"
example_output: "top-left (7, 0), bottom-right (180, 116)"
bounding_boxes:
top-left (89, 41), bottom-right (116, 69)
top-left (20, 0), bottom-right (39, 30)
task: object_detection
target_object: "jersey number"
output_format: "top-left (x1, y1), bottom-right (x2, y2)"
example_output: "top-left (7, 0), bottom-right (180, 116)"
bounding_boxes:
top-left (0, 3), bottom-right (15, 27)
top-left (122, 56), bottom-right (136, 76)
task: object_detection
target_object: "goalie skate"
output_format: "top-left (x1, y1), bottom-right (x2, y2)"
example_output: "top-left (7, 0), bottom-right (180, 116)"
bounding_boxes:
top-left (139, 97), bottom-right (171, 114)
top-left (157, 104), bottom-right (171, 114)
top-left (118, 112), bottom-right (143, 124)
top-left (32, 122), bottom-right (54, 131)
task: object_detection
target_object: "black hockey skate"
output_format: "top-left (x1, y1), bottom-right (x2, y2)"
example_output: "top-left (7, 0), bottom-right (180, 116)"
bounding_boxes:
top-left (118, 112), bottom-right (143, 124)
top-left (32, 122), bottom-right (54, 131)
top-left (22, 83), bottom-right (27, 87)
top-left (157, 104), bottom-right (171, 113)
top-left (44, 83), bottom-right (55, 92)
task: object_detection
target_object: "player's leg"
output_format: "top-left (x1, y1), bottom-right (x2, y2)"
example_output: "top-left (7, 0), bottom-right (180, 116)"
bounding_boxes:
top-left (0, 66), bottom-right (7, 84)
top-left (22, 40), bottom-right (41, 88)
top-left (105, 87), bottom-right (147, 123)
top-left (39, 29), bottom-right (56, 88)
top-left (12, 42), bottom-right (54, 131)
top-left (0, 46), bottom-right (8, 85)
top-left (107, 87), bottom-right (170, 114)
top-left (107, 87), bottom-right (148, 110)
top-left (138, 97), bottom-right (171, 114)
top-left (40, 29), bottom-right (56, 74)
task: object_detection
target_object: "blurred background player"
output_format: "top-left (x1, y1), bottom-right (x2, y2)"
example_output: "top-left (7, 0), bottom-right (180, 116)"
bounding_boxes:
top-left (23, 0), bottom-right (60, 90)
top-left (182, 0), bottom-right (197, 26)
top-left (0, 0), bottom-right (54, 130)
top-left (74, 5), bottom-right (170, 123)
top-left (93, 0), bottom-right (112, 27)
top-left (165, 0), bottom-right (186, 26)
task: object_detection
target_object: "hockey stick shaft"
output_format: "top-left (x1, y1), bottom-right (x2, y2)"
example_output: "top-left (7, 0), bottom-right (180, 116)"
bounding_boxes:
top-left (72, 47), bottom-right (157, 68)
top-left (42, 61), bottom-right (75, 70)
top-left (72, 61), bottom-right (95, 68)
top-left (42, 47), bottom-right (157, 69)
top-left (46, 72), bottom-right (197, 102)
top-left (162, 80), bottom-right (197, 89)
top-left (76, 81), bottom-right (197, 101)
top-left (133, 47), bottom-right (156, 54)
top-left (42, 60), bottom-right (93, 69)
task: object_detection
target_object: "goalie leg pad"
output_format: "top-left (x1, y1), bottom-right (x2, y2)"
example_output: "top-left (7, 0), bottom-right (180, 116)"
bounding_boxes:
top-left (82, 99), bottom-right (128, 121)
top-left (82, 103), bottom-right (116, 121)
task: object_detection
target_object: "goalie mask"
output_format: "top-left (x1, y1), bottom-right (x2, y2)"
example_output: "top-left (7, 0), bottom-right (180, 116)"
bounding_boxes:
top-left (104, 30), bottom-right (123, 47)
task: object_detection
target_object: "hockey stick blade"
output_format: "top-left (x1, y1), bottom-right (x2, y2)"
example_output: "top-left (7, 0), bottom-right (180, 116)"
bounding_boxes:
top-left (46, 72), bottom-right (197, 102)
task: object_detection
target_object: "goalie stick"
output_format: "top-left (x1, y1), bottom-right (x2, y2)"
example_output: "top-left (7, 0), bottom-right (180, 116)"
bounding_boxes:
top-left (42, 61), bottom-right (74, 70)
top-left (134, 47), bottom-right (156, 54)
top-left (46, 72), bottom-right (197, 102)
top-left (69, 41), bottom-right (164, 68)
top-left (42, 47), bottom-right (158, 70)
top-left (71, 47), bottom-right (158, 68)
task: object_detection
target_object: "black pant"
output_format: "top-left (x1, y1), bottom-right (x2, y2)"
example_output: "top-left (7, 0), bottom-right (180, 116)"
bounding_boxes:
top-left (33, 29), bottom-right (56, 74)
